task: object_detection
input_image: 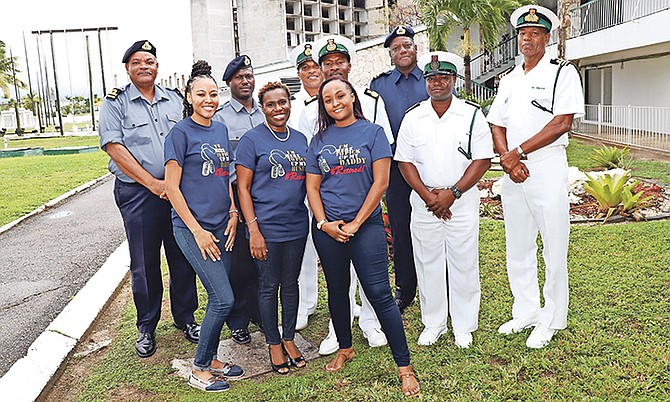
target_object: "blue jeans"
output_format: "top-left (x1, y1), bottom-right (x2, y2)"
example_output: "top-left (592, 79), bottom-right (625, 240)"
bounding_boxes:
top-left (312, 214), bottom-right (410, 367)
top-left (255, 237), bottom-right (307, 345)
top-left (174, 225), bottom-right (234, 371)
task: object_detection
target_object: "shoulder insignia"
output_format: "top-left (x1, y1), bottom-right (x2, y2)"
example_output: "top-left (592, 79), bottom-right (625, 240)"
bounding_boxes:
top-left (551, 58), bottom-right (574, 67)
top-left (168, 87), bottom-right (184, 99)
top-left (405, 101), bottom-right (422, 114)
top-left (464, 99), bottom-right (481, 109)
top-left (290, 95), bottom-right (296, 101)
top-left (305, 95), bottom-right (318, 106)
top-left (364, 88), bottom-right (379, 99)
top-left (105, 87), bottom-right (124, 100)
top-left (371, 70), bottom-right (392, 81)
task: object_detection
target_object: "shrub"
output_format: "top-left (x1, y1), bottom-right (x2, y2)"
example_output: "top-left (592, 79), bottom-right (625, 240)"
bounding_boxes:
top-left (583, 170), bottom-right (653, 222)
top-left (589, 145), bottom-right (635, 170)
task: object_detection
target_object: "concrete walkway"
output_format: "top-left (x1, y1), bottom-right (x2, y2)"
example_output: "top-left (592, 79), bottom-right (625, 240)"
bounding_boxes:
top-left (0, 175), bottom-right (128, 401)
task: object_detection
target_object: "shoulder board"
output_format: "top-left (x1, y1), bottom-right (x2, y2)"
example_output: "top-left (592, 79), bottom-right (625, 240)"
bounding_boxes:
top-left (364, 88), bottom-right (379, 99)
top-left (371, 70), bottom-right (392, 81)
top-left (304, 95), bottom-right (318, 106)
top-left (168, 87), bottom-right (184, 98)
top-left (464, 100), bottom-right (481, 109)
top-left (405, 101), bottom-right (422, 114)
top-left (105, 87), bottom-right (124, 100)
top-left (550, 58), bottom-right (574, 67)
top-left (290, 95), bottom-right (296, 101)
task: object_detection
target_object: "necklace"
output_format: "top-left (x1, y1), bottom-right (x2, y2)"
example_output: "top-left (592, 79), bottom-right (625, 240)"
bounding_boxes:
top-left (265, 123), bottom-right (290, 142)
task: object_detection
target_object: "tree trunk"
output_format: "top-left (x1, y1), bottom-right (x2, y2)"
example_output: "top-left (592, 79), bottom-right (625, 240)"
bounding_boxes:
top-left (558, 0), bottom-right (580, 59)
top-left (464, 27), bottom-right (472, 96)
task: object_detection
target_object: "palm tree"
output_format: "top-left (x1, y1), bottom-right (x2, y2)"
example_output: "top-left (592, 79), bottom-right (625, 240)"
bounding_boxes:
top-left (0, 40), bottom-right (26, 99)
top-left (419, 0), bottom-right (528, 95)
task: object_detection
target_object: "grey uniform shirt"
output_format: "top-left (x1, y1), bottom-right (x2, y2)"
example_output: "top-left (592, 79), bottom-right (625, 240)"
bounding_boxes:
top-left (98, 83), bottom-right (182, 183)
top-left (212, 97), bottom-right (264, 182)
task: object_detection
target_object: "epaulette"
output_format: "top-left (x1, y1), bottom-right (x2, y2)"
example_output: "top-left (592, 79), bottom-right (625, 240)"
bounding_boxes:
top-left (371, 70), bottom-right (392, 81)
top-left (169, 87), bottom-right (184, 99)
top-left (550, 58), bottom-right (573, 67)
top-left (106, 87), bottom-right (124, 100)
top-left (290, 95), bottom-right (296, 101)
top-left (305, 95), bottom-right (318, 106)
top-left (364, 88), bottom-right (379, 99)
top-left (464, 100), bottom-right (481, 109)
top-left (405, 101), bottom-right (422, 114)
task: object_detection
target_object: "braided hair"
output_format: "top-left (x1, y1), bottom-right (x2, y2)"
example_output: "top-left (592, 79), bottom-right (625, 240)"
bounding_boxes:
top-left (182, 60), bottom-right (218, 119)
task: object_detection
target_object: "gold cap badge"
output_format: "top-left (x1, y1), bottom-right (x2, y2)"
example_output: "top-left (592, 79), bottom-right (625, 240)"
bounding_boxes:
top-left (429, 55), bottom-right (440, 70)
top-left (525, 9), bottom-right (539, 23)
top-left (396, 26), bottom-right (406, 35)
top-left (244, 56), bottom-right (251, 66)
top-left (304, 44), bottom-right (312, 56)
top-left (326, 39), bottom-right (337, 52)
top-left (141, 41), bottom-right (152, 51)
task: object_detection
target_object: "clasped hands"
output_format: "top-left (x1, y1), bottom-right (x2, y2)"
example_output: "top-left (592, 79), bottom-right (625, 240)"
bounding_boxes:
top-left (323, 220), bottom-right (361, 243)
top-left (499, 149), bottom-right (530, 183)
top-left (424, 189), bottom-right (454, 221)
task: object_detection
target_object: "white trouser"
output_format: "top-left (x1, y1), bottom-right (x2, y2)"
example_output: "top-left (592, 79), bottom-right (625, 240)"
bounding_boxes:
top-left (409, 189), bottom-right (481, 333)
top-left (297, 225), bottom-right (318, 317)
top-left (501, 146), bottom-right (569, 329)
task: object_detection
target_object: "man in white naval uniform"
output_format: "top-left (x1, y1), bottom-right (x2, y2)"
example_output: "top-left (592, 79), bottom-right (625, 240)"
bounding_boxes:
top-left (487, 5), bottom-right (584, 348)
top-left (298, 34), bottom-right (392, 355)
top-left (287, 43), bottom-right (324, 330)
top-left (395, 51), bottom-right (493, 348)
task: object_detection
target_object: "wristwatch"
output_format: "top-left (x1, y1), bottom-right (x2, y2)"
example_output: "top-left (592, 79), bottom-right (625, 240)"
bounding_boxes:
top-left (448, 185), bottom-right (462, 199)
top-left (316, 219), bottom-right (328, 230)
top-left (516, 145), bottom-right (528, 159)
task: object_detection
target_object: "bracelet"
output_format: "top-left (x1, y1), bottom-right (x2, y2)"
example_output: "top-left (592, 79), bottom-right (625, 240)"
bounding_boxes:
top-left (246, 217), bottom-right (258, 225)
top-left (229, 209), bottom-right (239, 215)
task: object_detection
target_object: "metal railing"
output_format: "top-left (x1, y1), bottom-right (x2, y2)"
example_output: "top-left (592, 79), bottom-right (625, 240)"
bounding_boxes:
top-left (572, 104), bottom-right (670, 152)
top-left (569, 0), bottom-right (670, 38)
top-left (455, 75), bottom-right (496, 102)
top-left (469, 34), bottom-right (518, 81)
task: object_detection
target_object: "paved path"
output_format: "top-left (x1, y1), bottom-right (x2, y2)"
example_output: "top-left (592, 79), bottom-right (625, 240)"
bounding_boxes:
top-left (0, 175), bottom-right (125, 376)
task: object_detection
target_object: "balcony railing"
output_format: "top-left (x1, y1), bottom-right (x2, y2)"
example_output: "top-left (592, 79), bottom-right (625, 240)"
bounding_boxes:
top-left (569, 0), bottom-right (670, 38)
top-left (455, 75), bottom-right (496, 102)
top-left (469, 34), bottom-right (517, 81)
top-left (572, 104), bottom-right (670, 152)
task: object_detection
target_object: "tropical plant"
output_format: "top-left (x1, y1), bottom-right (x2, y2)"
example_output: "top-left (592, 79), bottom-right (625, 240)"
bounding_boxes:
top-left (588, 145), bottom-right (635, 170)
top-left (583, 170), bottom-right (653, 222)
top-left (0, 40), bottom-right (27, 99)
top-left (21, 93), bottom-right (41, 113)
top-left (378, 0), bottom-right (424, 27)
top-left (418, 0), bottom-right (528, 95)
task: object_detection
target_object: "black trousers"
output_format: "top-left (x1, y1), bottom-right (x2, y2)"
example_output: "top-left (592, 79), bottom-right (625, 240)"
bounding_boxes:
top-left (113, 179), bottom-right (197, 333)
top-left (226, 181), bottom-right (261, 330)
top-left (385, 160), bottom-right (417, 307)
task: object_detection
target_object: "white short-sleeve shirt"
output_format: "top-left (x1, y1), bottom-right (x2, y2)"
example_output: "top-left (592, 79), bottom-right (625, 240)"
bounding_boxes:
top-left (394, 97), bottom-right (494, 188)
top-left (487, 52), bottom-right (585, 150)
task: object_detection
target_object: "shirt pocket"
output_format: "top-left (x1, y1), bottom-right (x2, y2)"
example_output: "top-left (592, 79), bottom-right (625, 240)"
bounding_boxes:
top-left (121, 116), bottom-right (152, 147)
top-left (529, 86), bottom-right (553, 114)
top-left (409, 135), bottom-right (429, 165)
top-left (166, 112), bottom-right (181, 130)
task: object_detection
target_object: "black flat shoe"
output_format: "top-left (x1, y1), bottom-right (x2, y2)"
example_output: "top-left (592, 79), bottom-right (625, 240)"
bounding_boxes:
top-left (174, 322), bottom-right (200, 344)
top-left (269, 345), bottom-right (290, 375)
top-left (135, 332), bottom-right (156, 358)
top-left (231, 328), bottom-right (251, 345)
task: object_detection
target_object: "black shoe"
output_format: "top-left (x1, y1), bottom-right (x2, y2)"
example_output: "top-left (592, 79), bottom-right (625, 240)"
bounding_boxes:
top-left (135, 332), bottom-right (156, 358)
top-left (174, 322), bottom-right (200, 344)
top-left (231, 328), bottom-right (251, 345)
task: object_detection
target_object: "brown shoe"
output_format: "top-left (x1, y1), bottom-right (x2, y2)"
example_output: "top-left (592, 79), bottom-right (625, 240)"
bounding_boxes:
top-left (398, 365), bottom-right (420, 397)
top-left (325, 347), bottom-right (355, 372)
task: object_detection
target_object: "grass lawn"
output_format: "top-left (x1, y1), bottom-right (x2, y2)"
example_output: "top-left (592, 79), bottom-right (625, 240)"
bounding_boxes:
top-left (65, 138), bottom-right (669, 401)
top-left (0, 136), bottom-right (107, 226)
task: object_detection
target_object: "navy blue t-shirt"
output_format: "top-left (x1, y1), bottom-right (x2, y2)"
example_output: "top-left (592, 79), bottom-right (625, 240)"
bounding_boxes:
top-left (236, 124), bottom-right (309, 242)
top-left (164, 117), bottom-right (232, 231)
top-left (306, 119), bottom-right (392, 222)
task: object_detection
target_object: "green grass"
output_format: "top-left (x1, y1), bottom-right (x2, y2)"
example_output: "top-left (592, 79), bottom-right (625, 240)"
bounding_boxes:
top-left (7, 135), bottom-right (100, 150)
top-left (75, 219), bottom-right (670, 401)
top-left (0, 148), bottom-right (108, 226)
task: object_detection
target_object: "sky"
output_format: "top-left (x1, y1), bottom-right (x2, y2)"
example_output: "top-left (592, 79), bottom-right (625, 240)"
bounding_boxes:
top-left (0, 0), bottom-right (193, 99)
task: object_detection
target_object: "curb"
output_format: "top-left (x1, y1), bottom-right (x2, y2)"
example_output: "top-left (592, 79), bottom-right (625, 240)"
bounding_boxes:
top-left (0, 173), bottom-right (112, 236)
top-left (0, 241), bottom-right (130, 402)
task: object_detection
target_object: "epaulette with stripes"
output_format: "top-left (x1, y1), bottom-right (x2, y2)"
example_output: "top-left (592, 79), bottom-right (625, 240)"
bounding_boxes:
top-left (305, 95), bottom-right (318, 106)
top-left (370, 70), bottom-right (392, 81)
top-left (405, 101), bottom-right (422, 114)
top-left (364, 88), bottom-right (379, 99)
top-left (105, 87), bottom-right (124, 100)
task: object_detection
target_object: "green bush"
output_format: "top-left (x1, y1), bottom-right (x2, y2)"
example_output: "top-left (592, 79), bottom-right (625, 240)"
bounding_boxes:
top-left (588, 145), bottom-right (635, 170)
top-left (583, 170), bottom-right (652, 222)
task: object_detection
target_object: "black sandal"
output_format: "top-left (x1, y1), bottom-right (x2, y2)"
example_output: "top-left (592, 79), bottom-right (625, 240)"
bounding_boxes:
top-left (269, 345), bottom-right (290, 374)
top-left (283, 341), bottom-right (307, 368)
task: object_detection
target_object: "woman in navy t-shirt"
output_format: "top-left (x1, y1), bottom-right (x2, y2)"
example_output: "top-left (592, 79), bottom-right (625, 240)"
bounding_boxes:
top-left (164, 61), bottom-right (243, 393)
top-left (306, 77), bottom-right (420, 397)
top-left (236, 82), bottom-right (309, 374)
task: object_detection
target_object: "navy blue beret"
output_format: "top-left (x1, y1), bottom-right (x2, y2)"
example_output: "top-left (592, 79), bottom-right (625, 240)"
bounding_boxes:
top-left (223, 55), bottom-right (253, 81)
top-left (383, 26), bottom-right (415, 48)
top-left (122, 40), bottom-right (156, 63)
